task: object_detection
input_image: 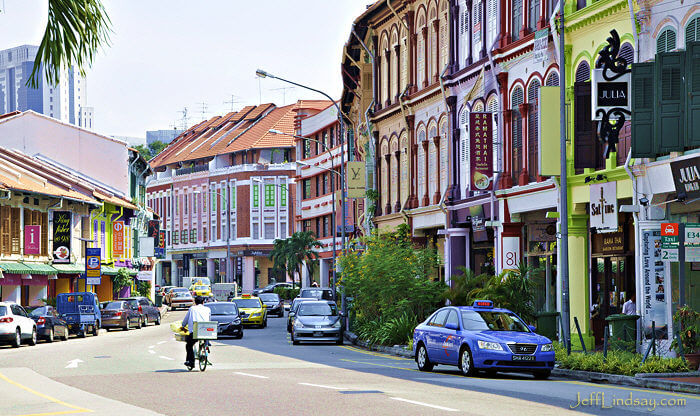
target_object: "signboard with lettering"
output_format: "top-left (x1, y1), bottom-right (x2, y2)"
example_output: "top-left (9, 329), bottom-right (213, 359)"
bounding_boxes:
top-left (112, 221), bottom-right (125, 258)
top-left (684, 223), bottom-right (700, 262)
top-left (147, 220), bottom-right (159, 238)
top-left (670, 157), bottom-right (700, 201)
top-left (24, 225), bottom-right (41, 255)
top-left (156, 230), bottom-right (166, 259)
top-left (641, 230), bottom-right (668, 339)
top-left (469, 112), bottom-right (493, 191)
top-left (346, 161), bottom-right (366, 199)
top-left (85, 247), bottom-right (101, 284)
top-left (591, 68), bottom-right (631, 120)
top-left (533, 29), bottom-right (549, 63)
top-left (52, 211), bottom-right (71, 263)
top-left (527, 223), bottom-right (556, 243)
top-left (660, 222), bottom-right (679, 261)
top-left (589, 182), bottom-right (617, 232)
top-left (501, 236), bottom-right (520, 271)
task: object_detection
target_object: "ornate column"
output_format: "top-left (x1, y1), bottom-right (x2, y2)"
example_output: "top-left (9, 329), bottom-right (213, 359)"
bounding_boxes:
top-left (480, 0), bottom-right (487, 59)
top-left (374, 131), bottom-right (383, 217)
top-left (407, 12), bottom-right (416, 94)
top-left (421, 26), bottom-right (429, 88)
top-left (518, 102), bottom-right (529, 186)
top-left (496, 72), bottom-right (511, 189)
top-left (432, 135), bottom-right (441, 204)
top-left (421, 140), bottom-right (430, 206)
top-left (394, 43), bottom-right (401, 102)
top-left (372, 35), bottom-right (380, 112)
top-left (499, 0), bottom-right (510, 47)
top-left (449, 1), bottom-right (459, 73)
top-left (394, 150), bottom-right (402, 212)
top-left (466, 0), bottom-right (474, 65)
top-left (538, 0), bottom-right (548, 29)
top-left (432, 19), bottom-right (440, 84)
top-left (521, 0), bottom-right (530, 39)
top-left (445, 95), bottom-right (460, 202)
top-left (384, 153), bottom-right (392, 214)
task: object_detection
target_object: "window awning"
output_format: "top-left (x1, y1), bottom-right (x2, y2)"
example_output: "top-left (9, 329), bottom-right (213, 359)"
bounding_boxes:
top-left (52, 263), bottom-right (85, 274)
top-left (101, 266), bottom-right (119, 275)
top-left (0, 262), bottom-right (33, 274)
top-left (22, 263), bottom-right (59, 275)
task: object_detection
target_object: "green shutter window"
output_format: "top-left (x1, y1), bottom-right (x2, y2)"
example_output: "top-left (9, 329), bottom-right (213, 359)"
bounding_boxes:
top-left (657, 29), bottom-right (677, 54)
top-left (687, 42), bottom-right (700, 147)
top-left (686, 17), bottom-right (699, 44)
top-left (656, 52), bottom-right (685, 153)
top-left (631, 62), bottom-right (656, 157)
top-left (265, 185), bottom-right (275, 207)
top-left (231, 186), bottom-right (236, 209)
top-left (253, 184), bottom-right (259, 207)
top-left (211, 188), bottom-right (216, 213)
top-left (280, 184), bottom-right (287, 206)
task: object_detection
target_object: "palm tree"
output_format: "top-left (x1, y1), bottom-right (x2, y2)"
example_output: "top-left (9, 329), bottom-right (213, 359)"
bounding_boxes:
top-left (270, 238), bottom-right (292, 287)
top-left (28, 0), bottom-right (112, 88)
top-left (269, 232), bottom-right (321, 289)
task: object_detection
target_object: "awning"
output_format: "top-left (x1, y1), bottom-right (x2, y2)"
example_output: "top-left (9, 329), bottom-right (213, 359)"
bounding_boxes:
top-left (51, 263), bottom-right (85, 274)
top-left (22, 263), bottom-right (59, 275)
top-left (101, 266), bottom-right (119, 275)
top-left (0, 262), bottom-right (33, 274)
top-left (128, 269), bottom-right (138, 276)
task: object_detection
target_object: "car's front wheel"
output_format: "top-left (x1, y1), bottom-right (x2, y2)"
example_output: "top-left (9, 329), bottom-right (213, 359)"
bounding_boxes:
top-left (47, 328), bottom-right (54, 342)
top-left (416, 344), bottom-right (433, 372)
top-left (459, 346), bottom-right (476, 377)
top-left (12, 328), bottom-right (21, 348)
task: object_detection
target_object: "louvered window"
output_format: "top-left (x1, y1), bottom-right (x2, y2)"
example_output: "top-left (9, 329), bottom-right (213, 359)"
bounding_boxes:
top-left (527, 80), bottom-right (541, 181)
top-left (440, 3), bottom-right (449, 70)
top-left (439, 119), bottom-right (449, 194)
top-left (576, 0), bottom-right (586, 11)
top-left (545, 71), bottom-right (559, 86)
top-left (391, 32), bottom-right (398, 100)
top-left (417, 17), bottom-right (426, 87)
top-left (401, 30), bottom-right (408, 92)
top-left (687, 17), bottom-right (700, 44)
top-left (428, 125), bottom-right (438, 200)
top-left (487, 98), bottom-right (499, 174)
top-left (417, 129), bottom-right (427, 200)
top-left (619, 43), bottom-right (634, 66)
top-left (511, 87), bottom-right (524, 184)
top-left (575, 61), bottom-right (590, 83)
top-left (460, 108), bottom-right (469, 196)
top-left (473, 1), bottom-right (483, 58)
top-left (487, 0), bottom-right (498, 48)
top-left (529, 0), bottom-right (540, 32)
top-left (381, 37), bottom-right (389, 104)
top-left (400, 134), bottom-right (409, 206)
top-left (460, 6), bottom-right (469, 65)
top-left (657, 29), bottom-right (677, 54)
top-left (512, 0), bottom-right (522, 42)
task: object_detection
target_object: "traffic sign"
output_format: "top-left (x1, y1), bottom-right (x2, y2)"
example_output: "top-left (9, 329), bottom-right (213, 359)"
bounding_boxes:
top-left (85, 247), bottom-right (101, 278)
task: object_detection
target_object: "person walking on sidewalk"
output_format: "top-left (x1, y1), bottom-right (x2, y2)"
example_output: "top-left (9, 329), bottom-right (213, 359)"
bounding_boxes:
top-left (180, 296), bottom-right (210, 367)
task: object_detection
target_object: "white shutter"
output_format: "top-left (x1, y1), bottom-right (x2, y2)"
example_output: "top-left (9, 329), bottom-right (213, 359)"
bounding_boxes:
top-left (461, 7), bottom-right (469, 65)
top-left (472, 0), bottom-right (482, 59)
top-left (487, 0), bottom-right (498, 48)
top-left (460, 108), bottom-right (469, 196)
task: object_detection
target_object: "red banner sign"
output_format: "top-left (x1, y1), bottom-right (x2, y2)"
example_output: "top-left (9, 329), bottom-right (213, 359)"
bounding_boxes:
top-left (469, 112), bottom-right (493, 191)
top-left (24, 225), bottom-right (41, 255)
top-left (112, 221), bottom-right (125, 257)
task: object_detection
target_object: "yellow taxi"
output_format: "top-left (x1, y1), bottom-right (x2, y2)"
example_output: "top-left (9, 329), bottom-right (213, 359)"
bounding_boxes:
top-left (229, 294), bottom-right (267, 328)
top-left (189, 284), bottom-right (212, 297)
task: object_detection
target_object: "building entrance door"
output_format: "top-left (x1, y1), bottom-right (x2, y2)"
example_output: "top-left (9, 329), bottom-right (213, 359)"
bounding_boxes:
top-left (591, 256), bottom-right (634, 347)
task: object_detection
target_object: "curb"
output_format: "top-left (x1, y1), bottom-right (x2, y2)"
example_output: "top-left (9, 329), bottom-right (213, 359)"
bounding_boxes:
top-left (343, 332), bottom-right (700, 394)
top-left (343, 331), bottom-right (414, 359)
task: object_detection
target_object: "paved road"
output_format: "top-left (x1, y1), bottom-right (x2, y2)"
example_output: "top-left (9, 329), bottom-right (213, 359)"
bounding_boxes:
top-left (0, 309), bottom-right (697, 416)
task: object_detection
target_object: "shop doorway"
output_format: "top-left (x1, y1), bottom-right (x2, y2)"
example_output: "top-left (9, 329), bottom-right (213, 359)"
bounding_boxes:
top-left (591, 256), bottom-right (635, 346)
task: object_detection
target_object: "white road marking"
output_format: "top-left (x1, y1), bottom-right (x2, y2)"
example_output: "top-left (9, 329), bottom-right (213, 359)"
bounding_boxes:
top-left (390, 397), bottom-right (458, 412)
top-left (148, 350), bottom-right (156, 354)
top-left (234, 372), bottom-right (269, 379)
top-left (159, 356), bottom-right (174, 361)
top-left (148, 345), bottom-right (155, 348)
top-left (298, 382), bottom-right (346, 390)
top-left (65, 359), bottom-right (84, 369)
top-left (157, 341), bottom-right (167, 345)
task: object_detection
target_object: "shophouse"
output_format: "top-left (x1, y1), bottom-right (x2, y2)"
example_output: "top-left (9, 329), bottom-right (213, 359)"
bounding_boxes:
top-left (147, 101), bottom-right (329, 292)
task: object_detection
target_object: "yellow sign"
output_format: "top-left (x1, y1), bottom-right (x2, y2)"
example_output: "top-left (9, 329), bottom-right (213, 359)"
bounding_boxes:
top-left (346, 161), bottom-right (366, 199)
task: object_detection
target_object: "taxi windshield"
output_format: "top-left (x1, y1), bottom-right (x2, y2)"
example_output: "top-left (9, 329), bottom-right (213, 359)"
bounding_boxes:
top-left (460, 310), bottom-right (530, 332)
top-left (194, 285), bottom-right (208, 291)
top-left (232, 299), bottom-right (261, 308)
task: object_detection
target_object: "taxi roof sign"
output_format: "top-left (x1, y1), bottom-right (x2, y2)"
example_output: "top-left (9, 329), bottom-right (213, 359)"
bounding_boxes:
top-left (473, 300), bottom-right (493, 308)
top-left (241, 294), bottom-right (251, 298)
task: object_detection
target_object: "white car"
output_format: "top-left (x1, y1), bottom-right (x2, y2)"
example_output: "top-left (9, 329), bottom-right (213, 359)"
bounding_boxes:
top-left (0, 302), bottom-right (37, 347)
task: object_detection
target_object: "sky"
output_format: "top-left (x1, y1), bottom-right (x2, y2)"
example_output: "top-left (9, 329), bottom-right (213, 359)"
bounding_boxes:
top-left (0, 0), bottom-right (372, 137)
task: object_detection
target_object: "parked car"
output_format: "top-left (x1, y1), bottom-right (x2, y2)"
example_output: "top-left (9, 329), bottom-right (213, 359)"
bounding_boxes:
top-left (28, 306), bottom-right (69, 342)
top-left (290, 300), bottom-right (343, 345)
top-left (204, 302), bottom-right (243, 338)
top-left (287, 297), bottom-right (317, 332)
top-left (167, 288), bottom-right (194, 310)
top-left (101, 301), bottom-right (142, 331)
top-left (159, 285), bottom-right (176, 299)
top-left (298, 287), bottom-right (334, 301)
top-left (229, 295), bottom-right (267, 328)
top-left (412, 300), bottom-right (555, 379)
top-left (252, 282), bottom-right (292, 296)
top-left (258, 293), bottom-right (284, 317)
top-left (0, 302), bottom-right (37, 347)
top-left (120, 297), bottom-right (161, 326)
top-left (56, 292), bottom-right (101, 337)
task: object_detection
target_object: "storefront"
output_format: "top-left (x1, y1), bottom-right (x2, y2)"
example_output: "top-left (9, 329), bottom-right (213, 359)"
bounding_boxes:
top-left (446, 199), bottom-right (496, 281)
top-left (0, 262), bottom-right (54, 306)
top-left (523, 217), bottom-right (558, 313)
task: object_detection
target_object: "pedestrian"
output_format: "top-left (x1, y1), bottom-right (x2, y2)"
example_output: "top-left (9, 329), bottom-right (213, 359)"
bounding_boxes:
top-left (311, 281), bottom-right (319, 287)
top-left (622, 294), bottom-right (636, 315)
top-left (180, 296), bottom-right (211, 368)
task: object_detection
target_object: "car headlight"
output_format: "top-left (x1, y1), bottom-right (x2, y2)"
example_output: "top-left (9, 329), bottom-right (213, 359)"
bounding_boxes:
top-left (540, 343), bottom-right (553, 352)
top-left (233, 318), bottom-right (241, 324)
top-left (294, 320), bottom-right (304, 329)
top-left (332, 320), bottom-right (342, 328)
top-left (477, 340), bottom-right (503, 351)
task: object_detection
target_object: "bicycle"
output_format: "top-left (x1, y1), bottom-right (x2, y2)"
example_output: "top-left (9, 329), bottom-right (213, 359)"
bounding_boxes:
top-left (174, 321), bottom-right (217, 372)
top-left (186, 339), bottom-right (213, 372)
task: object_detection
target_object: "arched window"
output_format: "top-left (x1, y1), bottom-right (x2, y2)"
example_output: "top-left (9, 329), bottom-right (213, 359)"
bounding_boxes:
top-left (473, 0), bottom-right (483, 58)
top-left (417, 14), bottom-right (426, 88)
top-left (459, 106), bottom-right (469, 196)
top-left (390, 136), bottom-right (399, 208)
top-left (380, 35), bottom-right (389, 105)
top-left (619, 43), bottom-right (634, 66)
top-left (417, 127), bottom-right (427, 200)
top-left (575, 61), bottom-right (590, 83)
top-left (473, 102), bottom-right (485, 112)
top-left (686, 16), bottom-right (700, 44)
top-left (487, 97), bottom-right (499, 174)
top-left (460, 1), bottom-right (469, 65)
top-left (545, 71), bottom-right (559, 86)
top-left (380, 141), bottom-right (389, 211)
top-left (527, 79), bottom-right (541, 181)
top-left (487, 0), bottom-right (498, 48)
top-left (657, 28), bottom-right (677, 53)
top-left (511, 86), bottom-right (525, 184)
top-left (400, 133), bottom-right (409, 206)
top-left (512, 0), bottom-right (522, 42)
top-left (400, 26), bottom-right (408, 93)
top-left (390, 30), bottom-right (399, 101)
top-left (428, 122), bottom-right (438, 201)
top-left (439, 116), bottom-right (449, 193)
top-left (440, 1), bottom-right (449, 71)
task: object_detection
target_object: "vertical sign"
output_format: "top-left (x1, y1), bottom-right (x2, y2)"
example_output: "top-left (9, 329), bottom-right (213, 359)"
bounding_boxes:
top-left (85, 247), bottom-right (101, 285)
top-left (641, 230), bottom-right (668, 339)
top-left (469, 112), bottom-right (493, 191)
top-left (156, 230), bottom-right (166, 259)
top-left (684, 223), bottom-right (700, 261)
top-left (533, 28), bottom-right (549, 63)
top-left (502, 236), bottom-right (520, 271)
top-left (24, 225), bottom-right (41, 255)
top-left (660, 222), bottom-right (679, 261)
top-left (346, 161), bottom-right (366, 198)
top-left (52, 211), bottom-right (71, 263)
top-left (589, 182), bottom-right (618, 232)
top-left (112, 221), bottom-right (125, 257)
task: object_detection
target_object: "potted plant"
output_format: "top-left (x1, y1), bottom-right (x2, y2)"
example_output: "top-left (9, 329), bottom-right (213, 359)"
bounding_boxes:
top-left (670, 305), bottom-right (700, 370)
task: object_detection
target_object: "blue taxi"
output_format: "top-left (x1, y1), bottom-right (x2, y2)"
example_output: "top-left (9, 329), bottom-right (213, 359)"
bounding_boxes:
top-left (412, 300), bottom-right (555, 379)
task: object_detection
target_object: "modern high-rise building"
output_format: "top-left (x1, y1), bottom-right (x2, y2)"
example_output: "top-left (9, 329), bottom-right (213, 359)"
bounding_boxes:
top-left (0, 45), bottom-right (93, 129)
top-left (146, 128), bottom-right (184, 145)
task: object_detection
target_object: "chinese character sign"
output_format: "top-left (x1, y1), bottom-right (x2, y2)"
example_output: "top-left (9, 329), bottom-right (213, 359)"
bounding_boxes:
top-left (469, 112), bottom-right (493, 191)
top-left (112, 221), bottom-right (125, 257)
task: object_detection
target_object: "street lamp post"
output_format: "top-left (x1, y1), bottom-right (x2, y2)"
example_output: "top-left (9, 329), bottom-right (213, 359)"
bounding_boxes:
top-left (194, 189), bottom-right (231, 284)
top-left (257, 69), bottom-right (347, 314)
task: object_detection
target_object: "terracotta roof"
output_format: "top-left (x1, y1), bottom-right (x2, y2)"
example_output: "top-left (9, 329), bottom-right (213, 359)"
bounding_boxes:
top-left (150, 100), bottom-right (334, 168)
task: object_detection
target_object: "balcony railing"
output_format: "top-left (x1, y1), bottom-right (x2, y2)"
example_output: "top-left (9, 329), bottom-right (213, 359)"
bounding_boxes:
top-left (175, 164), bottom-right (209, 176)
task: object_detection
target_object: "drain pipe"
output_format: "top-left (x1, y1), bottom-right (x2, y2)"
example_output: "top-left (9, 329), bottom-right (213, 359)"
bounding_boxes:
top-left (624, 149), bottom-right (643, 349)
top-left (627, 0), bottom-right (639, 62)
top-left (485, 37), bottom-right (502, 269)
top-left (386, 0), bottom-right (409, 32)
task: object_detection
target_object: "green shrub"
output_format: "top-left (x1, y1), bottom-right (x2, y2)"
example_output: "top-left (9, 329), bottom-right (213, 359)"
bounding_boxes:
top-left (273, 287), bottom-right (300, 300)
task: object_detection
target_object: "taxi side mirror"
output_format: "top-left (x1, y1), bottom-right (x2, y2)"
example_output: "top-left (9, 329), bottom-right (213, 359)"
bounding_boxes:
top-left (528, 325), bottom-right (537, 332)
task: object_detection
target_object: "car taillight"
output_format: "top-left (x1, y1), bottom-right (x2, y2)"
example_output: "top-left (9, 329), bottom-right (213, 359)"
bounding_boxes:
top-left (37, 317), bottom-right (46, 325)
top-left (0, 317), bottom-right (13, 323)
top-left (138, 306), bottom-right (142, 313)
top-left (115, 311), bottom-right (122, 316)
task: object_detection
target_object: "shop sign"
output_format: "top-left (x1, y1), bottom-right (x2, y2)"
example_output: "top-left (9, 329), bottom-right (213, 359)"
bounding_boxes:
top-left (112, 221), bottom-right (125, 257)
top-left (136, 271), bottom-right (152, 281)
top-left (85, 247), bottom-right (101, 285)
top-left (589, 182), bottom-right (617, 232)
top-left (600, 229), bottom-right (625, 254)
top-left (24, 225), bottom-right (41, 255)
top-left (684, 223), bottom-right (700, 262)
top-left (147, 220), bottom-right (159, 238)
top-left (533, 28), bottom-right (549, 63)
top-left (156, 230), bottom-right (166, 259)
top-left (346, 161), bottom-right (366, 199)
top-left (52, 211), bottom-right (71, 263)
top-left (469, 112), bottom-right (493, 191)
top-left (670, 157), bottom-right (700, 200)
top-left (641, 230), bottom-right (668, 339)
top-left (591, 68), bottom-right (631, 121)
top-left (527, 223), bottom-right (556, 243)
top-left (660, 222), bottom-right (679, 261)
top-left (502, 237), bottom-right (520, 271)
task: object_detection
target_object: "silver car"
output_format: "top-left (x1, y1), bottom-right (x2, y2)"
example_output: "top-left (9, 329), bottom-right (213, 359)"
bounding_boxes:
top-left (290, 301), bottom-right (343, 345)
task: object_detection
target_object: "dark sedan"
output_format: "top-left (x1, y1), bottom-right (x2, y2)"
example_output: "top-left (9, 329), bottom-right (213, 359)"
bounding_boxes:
top-left (101, 301), bottom-right (142, 330)
top-left (120, 297), bottom-right (161, 326)
top-left (204, 302), bottom-right (243, 339)
top-left (290, 301), bottom-right (343, 345)
top-left (259, 293), bottom-right (284, 317)
top-left (28, 306), bottom-right (68, 342)
top-left (252, 282), bottom-right (293, 296)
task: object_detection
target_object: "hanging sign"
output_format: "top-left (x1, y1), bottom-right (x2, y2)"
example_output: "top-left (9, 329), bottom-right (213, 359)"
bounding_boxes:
top-left (591, 69), bottom-right (631, 120)
top-left (589, 182), bottom-right (617, 232)
top-left (660, 222), bottom-right (679, 261)
top-left (641, 230), bottom-right (668, 339)
top-left (112, 221), bottom-right (125, 257)
top-left (24, 225), bottom-right (41, 255)
top-left (502, 237), bottom-right (520, 271)
top-left (684, 223), bottom-right (700, 262)
top-left (346, 161), bottom-right (366, 199)
top-left (52, 211), bottom-right (71, 263)
top-left (670, 157), bottom-right (700, 201)
top-left (533, 29), bottom-right (549, 63)
top-left (469, 112), bottom-right (493, 191)
top-left (85, 247), bottom-right (101, 282)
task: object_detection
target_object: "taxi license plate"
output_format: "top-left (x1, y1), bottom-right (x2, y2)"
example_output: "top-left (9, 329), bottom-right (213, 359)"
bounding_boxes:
top-left (313, 331), bottom-right (324, 337)
top-left (512, 355), bottom-right (535, 361)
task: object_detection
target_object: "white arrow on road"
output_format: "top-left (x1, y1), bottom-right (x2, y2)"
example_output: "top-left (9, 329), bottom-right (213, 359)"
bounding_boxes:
top-left (65, 359), bottom-right (84, 369)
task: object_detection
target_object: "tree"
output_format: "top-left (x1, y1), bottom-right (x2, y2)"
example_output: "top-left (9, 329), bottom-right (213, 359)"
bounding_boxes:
top-left (269, 231), bottom-right (321, 289)
top-left (133, 140), bottom-right (168, 161)
top-left (29, 0), bottom-right (112, 88)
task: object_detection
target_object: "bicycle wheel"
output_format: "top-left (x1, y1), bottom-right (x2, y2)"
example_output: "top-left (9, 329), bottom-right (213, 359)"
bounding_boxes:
top-left (198, 341), bottom-right (208, 371)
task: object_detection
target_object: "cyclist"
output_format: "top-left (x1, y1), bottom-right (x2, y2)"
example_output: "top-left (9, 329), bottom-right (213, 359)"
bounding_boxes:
top-left (180, 295), bottom-right (211, 368)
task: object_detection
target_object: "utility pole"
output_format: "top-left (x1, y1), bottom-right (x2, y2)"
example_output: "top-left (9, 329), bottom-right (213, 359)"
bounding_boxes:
top-left (558, 7), bottom-right (571, 354)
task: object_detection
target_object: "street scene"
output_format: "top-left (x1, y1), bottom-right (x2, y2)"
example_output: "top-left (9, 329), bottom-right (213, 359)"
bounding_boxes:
top-left (1, 0), bottom-right (700, 415)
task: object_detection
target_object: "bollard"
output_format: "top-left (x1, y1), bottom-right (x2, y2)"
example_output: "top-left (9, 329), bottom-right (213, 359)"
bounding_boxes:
top-left (574, 316), bottom-right (586, 353)
top-left (652, 321), bottom-right (656, 356)
top-left (603, 322), bottom-right (609, 360)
